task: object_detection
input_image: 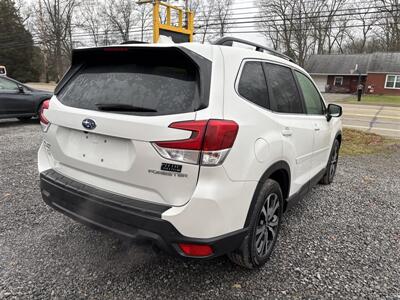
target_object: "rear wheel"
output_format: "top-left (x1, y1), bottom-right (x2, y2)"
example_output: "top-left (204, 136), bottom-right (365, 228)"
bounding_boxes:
top-left (320, 139), bottom-right (340, 185)
top-left (228, 179), bottom-right (283, 269)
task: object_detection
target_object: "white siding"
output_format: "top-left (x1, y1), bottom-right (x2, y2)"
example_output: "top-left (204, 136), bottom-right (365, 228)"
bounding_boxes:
top-left (311, 75), bottom-right (328, 92)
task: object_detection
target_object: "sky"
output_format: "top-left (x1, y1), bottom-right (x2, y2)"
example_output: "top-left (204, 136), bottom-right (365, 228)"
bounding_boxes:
top-left (229, 0), bottom-right (266, 45)
top-left (25, 0), bottom-right (267, 46)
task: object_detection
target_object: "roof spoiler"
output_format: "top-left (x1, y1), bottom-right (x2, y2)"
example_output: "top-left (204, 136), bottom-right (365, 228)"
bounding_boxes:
top-left (120, 40), bottom-right (148, 45)
top-left (214, 37), bottom-right (294, 63)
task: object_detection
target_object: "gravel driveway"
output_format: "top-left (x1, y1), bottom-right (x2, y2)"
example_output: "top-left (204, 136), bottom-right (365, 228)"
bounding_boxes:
top-left (0, 119), bottom-right (399, 299)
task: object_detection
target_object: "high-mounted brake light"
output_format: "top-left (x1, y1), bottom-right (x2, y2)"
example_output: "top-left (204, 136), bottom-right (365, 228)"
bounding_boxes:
top-left (39, 99), bottom-right (51, 132)
top-left (153, 120), bottom-right (239, 166)
top-left (178, 243), bottom-right (213, 257)
top-left (103, 47), bottom-right (129, 52)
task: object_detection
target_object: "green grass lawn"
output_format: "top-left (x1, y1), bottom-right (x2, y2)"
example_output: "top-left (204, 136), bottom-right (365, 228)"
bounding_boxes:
top-left (341, 128), bottom-right (399, 156)
top-left (343, 95), bottom-right (400, 106)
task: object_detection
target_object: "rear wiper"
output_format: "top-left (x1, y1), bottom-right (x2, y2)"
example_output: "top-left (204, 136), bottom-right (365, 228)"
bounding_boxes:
top-left (95, 103), bottom-right (157, 113)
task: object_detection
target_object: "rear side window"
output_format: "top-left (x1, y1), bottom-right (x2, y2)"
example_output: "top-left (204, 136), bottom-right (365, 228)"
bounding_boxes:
top-left (295, 71), bottom-right (325, 115)
top-left (264, 63), bottom-right (304, 114)
top-left (238, 61), bottom-right (269, 109)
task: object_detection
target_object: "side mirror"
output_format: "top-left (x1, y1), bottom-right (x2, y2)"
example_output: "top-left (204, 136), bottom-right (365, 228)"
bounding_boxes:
top-left (17, 85), bottom-right (24, 93)
top-left (326, 104), bottom-right (342, 121)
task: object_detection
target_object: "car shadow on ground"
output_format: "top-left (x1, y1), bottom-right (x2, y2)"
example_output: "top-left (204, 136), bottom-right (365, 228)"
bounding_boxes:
top-left (0, 118), bottom-right (39, 128)
top-left (37, 209), bottom-right (298, 298)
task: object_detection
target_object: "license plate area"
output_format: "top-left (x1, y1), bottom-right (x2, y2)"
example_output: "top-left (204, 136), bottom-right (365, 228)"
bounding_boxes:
top-left (56, 128), bottom-right (135, 171)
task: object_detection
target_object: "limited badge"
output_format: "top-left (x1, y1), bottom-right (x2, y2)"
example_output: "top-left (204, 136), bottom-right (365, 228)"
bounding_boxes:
top-left (161, 163), bottom-right (182, 173)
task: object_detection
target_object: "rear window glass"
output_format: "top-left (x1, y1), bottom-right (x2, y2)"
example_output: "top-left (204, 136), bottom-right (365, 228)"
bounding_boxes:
top-left (57, 59), bottom-right (200, 116)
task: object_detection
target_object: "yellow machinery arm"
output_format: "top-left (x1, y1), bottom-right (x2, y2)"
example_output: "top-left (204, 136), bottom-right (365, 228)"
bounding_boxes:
top-left (138, 0), bottom-right (194, 43)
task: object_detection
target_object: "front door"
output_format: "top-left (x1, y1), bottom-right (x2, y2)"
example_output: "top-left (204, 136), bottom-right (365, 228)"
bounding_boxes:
top-left (0, 77), bottom-right (33, 116)
top-left (294, 71), bottom-right (332, 177)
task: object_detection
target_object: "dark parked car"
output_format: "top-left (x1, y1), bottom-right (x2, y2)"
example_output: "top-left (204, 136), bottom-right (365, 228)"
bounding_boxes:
top-left (0, 76), bottom-right (53, 121)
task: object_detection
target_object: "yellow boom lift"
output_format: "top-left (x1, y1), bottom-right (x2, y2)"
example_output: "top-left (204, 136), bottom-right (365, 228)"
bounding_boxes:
top-left (137, 0), bottom-right (194, 43)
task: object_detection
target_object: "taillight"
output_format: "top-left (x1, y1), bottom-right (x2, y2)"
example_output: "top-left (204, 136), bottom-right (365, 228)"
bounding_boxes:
top-left (40, 99), bottom-right (50, 132)
top-left (178, 243), bottom-right (213, 257)
top-left (153, 120), bottom-right (239, 166)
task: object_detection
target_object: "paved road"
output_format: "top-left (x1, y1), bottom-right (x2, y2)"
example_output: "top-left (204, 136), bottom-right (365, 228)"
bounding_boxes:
top-left (340, 103), bottom-right (400, 138)
top-left (324, 93), bottom-right (400, 138)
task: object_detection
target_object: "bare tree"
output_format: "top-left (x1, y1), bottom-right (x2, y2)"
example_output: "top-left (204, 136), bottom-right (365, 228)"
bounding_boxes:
top-left (76, 0), bottom-right (105, 46)
top-left (195, 0), bottom-right (216, 43)
top-left (344, 2), bottom-right (379, 53)
top-left (327, 16), bottom-right (351, 53)
top-left (34, 0), bottom-right (77, 81)
top-left (135, 3), bottom-right (152, 42)
top-left (212, 0), bottom-right (233, 37)
top-left (311, 0), bottom-right (347, 54)
top-left (103, 0), bottom-right (138, 42)
top-left (257, 0), bottom-right (318, 65)
top-left (375, 0), bottom-right (400, 51)
top-left (186, 0), bottom-right (200, 12)
top-left (257, 0), bottom-right (354, 65)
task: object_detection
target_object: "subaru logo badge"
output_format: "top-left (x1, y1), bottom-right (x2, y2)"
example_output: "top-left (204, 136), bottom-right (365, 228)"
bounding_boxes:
top-left (82, 118), bottom-right (96, 130)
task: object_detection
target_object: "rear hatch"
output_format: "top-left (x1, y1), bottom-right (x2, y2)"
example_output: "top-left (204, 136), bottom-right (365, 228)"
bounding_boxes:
top-left (45, 45), bottom-right (212, 207)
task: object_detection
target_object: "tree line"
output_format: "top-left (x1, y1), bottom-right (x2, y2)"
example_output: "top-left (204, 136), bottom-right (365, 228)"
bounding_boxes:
top-left (257, 0), bottom-right (400, 66)
top-left (1, 0), bottom-right (399, 82)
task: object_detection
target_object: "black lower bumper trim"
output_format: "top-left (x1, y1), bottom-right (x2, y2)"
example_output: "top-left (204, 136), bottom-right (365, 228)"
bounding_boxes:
top-left (40, 169), bottom-right (247, 258)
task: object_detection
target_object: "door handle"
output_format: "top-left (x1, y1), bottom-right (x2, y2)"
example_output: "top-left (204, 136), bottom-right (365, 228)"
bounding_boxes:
top-left (314, 123), bottom-right (320, 131)
top-left (282, 128), bottom-right (293, 137)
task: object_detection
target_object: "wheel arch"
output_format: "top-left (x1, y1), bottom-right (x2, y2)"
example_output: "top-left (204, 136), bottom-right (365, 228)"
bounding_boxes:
top-left (244, 160), bottom-right (291, 227)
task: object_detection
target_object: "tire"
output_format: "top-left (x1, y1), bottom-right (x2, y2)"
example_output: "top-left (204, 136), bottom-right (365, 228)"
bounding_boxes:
top-left (17, 116), bottom-right (32, 121)
top-left (228, 179), bottom-right (283, 269)
top-left (320, 139), bottom-right (340, 185)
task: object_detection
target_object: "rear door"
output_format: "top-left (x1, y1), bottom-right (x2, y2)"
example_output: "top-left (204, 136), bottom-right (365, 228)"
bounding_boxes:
top-left (45, 46), bottom-right (212, 207)
top-left (263, 62), bottom-right (315, 195)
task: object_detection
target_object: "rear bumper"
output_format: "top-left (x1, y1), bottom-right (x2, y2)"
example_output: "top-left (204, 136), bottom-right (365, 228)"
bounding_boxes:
top-left (40, 169), bottom-right (247, 258)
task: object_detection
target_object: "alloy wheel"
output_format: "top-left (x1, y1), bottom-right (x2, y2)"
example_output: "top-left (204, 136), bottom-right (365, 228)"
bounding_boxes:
top-left (255, 193), bottom-right (280, 257)
top-left (329, 141), bottom-right (339, 180)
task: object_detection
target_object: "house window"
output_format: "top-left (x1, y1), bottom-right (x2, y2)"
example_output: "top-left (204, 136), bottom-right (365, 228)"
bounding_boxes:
top-left (385, 75), bottom-right (400, 89)
top-left (334, 76), bottom-right (343, 86)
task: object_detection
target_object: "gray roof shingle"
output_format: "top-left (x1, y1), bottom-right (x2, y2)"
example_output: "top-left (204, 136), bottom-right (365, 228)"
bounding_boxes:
top-left (305, 52), bottom-right (400, 75)
top-left (368, 52), bottom-right (400, 73)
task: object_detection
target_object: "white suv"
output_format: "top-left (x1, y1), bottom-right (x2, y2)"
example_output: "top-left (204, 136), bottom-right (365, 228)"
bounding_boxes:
top-left (38, 37), bottom-right (342, 268)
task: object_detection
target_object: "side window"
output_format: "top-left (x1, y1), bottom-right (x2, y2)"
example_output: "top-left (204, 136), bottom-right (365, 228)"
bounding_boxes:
top-left (238, 61), bottom-right (269, 109)
top-left (0, 78), bottom-right (18, 91)
top-left (264, 63), bottom-right (303, 114)
top-left (295, 71), bottom-right (325, 115)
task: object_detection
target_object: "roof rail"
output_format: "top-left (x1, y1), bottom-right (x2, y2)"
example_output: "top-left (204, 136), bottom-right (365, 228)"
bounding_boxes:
top-left (213, 37), bottom-right (294, 62)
